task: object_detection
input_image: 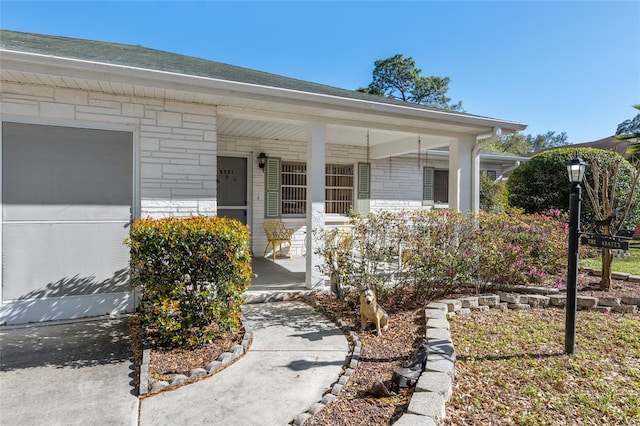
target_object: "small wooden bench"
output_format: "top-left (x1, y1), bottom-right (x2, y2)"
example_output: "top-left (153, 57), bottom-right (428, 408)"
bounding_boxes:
top-left (263, 220), bottom-right (295, 261)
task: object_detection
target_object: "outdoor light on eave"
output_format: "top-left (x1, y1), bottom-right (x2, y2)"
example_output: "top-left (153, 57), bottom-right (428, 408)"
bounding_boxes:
top-left (567, 156), bottom-right (587, 184)
top-left (257, 152), bottom-right (268, 170)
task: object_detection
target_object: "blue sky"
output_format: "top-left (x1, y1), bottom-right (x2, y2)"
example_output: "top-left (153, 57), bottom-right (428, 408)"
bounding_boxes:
top-left (1, 1), bottom-right (638, 143)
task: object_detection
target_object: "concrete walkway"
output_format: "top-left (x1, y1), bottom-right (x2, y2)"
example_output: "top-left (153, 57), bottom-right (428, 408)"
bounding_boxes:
top-left (1, 301), bottom-right (348, 426)
top-left (139, 301), bottom-right (348, 425)
top-left (0, 317), bottom-right (138, 426)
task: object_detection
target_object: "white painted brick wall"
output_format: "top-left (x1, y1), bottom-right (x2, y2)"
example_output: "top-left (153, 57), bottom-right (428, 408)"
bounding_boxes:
top-left (0, 82), bottom-right (217, 219)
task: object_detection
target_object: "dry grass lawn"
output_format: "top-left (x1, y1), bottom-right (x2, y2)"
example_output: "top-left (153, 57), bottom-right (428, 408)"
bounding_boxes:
top-left (446, 308), bottom-right (640, 425)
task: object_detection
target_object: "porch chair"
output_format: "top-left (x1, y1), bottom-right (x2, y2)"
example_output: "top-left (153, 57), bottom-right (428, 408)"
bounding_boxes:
top-left (263, 220), bottom-right (295, 261)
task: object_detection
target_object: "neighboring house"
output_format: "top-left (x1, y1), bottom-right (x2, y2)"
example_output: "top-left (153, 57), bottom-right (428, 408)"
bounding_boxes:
top-left (0, 30), bottom-right (526, 324)
top-left (531, 135), bottom-right (635, 159)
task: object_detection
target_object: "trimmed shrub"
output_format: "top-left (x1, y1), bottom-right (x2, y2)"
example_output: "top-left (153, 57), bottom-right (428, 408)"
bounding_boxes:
top-left (127, 216), bottom-right (252, 347)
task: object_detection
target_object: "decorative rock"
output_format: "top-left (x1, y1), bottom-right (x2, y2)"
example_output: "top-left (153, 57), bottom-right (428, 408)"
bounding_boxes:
top-left (343, 368), bottom-right (354, 377)
top-left (218, 352), bottom-right (234, 365)
top-left (611, 272), bottom-right (631, 280)
top-left (429, 340), bottom-right (455, 357)
top-left (206, 360), bottom-right (223, 373)
top-left (438, 299), bottom-right (462, 313)
top-left (457, 308), bottom-right (472, 315)
top-left (426, 302), bottom-right (450, 313)
top-left (577, 296), bottom-right (598, 308)
top-left (498, 292), bottom-right (522, 304)
top-left (407, 391), bottom-right (446, 420)
top-left (590, 306), bottom-right (612, 314)
top-left (426, 318), bottom-right (450, 330)
top-left (349, 359), bottom-right (358, 369)
top-left (338, 375), bottom-right (349, 385)
top-left (508, 303), bottom-right (531, 310)
top-left (426, 328), bottom-right (452, 342)
top-left (189, 368), bottom-right (207, 379)
top-left (169, 374), bottom-right (189, 386)
top-left (321, 393), bottom-right (337, 405)
top-left (150, 381), bottom-right (169, 393)
top-left (458, 296), bottom-right (479, 308)
top-left (622, 297), bottom-right (640, 306)
top-left (307, 402), bottom-right (326, 415)
top-left (293, 412), bottom-right (312, 426)
top-left (549, 295), bottom-right (567, 307)
top-left (527, 295), bottom-right (550, 308)
top-left (591, 270), bottom-right (603, 277)
top-left (230, 344), bottom-right (244, 358)
top-left (415, 371), bottom-right (453, 401)
top-left (424, 308), bottom-right (447, 319)
top-left (492, 302), bottom-right (509, 311)
top-left (393, 414), bottom-right (437, 426)
top-left (613, 305), bottom-right (638, 314)
top-left (477, 294), bottom-right (500, 307)
top-left (331, 383), bottom-right (343, 396)
top-left (629, 275), bottom-right (640, 283)
top-left (424, 353), bottom-right (455, 377)
top-left (598, 297), bottom-right (621, 307)
top-left (471, 305), bottom-right (490, 312)
top-left (139, 364), bottom-right (149, 396)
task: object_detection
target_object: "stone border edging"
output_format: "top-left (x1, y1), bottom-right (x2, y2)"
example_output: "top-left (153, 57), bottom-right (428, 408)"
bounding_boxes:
top-left (395, 290), bottom-right (640, 425)
top-left (138, 320), bottom-right (253, 397)
top-left (292, 294), bottom-right (361, 426)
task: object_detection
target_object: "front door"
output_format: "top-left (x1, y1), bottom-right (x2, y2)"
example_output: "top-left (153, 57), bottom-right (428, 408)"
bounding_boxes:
top-left (217, 156), bottom-right (248, 224)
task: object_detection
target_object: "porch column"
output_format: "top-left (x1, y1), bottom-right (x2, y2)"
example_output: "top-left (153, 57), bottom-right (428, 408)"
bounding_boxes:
top-left (306, 122), bottom-right (326, 289)
top-left (448, 135), bottom-right (475, 213)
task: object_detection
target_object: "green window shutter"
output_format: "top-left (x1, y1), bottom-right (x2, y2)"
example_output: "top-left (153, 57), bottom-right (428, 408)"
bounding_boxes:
top-left (357, 162), bottom-right (370, 214)
top-left (264, 157), bottom-right (281, 218)
top-left (423, 166), bottom-right (434, 206)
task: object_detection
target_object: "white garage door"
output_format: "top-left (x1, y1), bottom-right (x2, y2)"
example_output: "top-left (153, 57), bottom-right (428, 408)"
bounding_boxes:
top-left (1, 122), bottom-right (134, 324)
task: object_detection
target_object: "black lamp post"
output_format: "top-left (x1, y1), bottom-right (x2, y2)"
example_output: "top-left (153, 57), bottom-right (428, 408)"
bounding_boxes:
top-left (565, 156), bottom-right (587, 355)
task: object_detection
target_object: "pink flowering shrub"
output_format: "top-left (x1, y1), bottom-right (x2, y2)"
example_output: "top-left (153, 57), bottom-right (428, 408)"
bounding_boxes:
top-left (319, 208), bottom-right (569, 302)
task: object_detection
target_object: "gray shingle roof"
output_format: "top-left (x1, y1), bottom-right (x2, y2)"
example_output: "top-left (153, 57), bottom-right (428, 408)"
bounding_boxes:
top-left (1, 29), bottom-right (493, 119)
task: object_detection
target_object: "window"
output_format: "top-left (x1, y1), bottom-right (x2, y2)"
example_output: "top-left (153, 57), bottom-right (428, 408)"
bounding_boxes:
top-left (279, 162), bottom-right (354, 215)
top-left (423, 167), bottom-right (448, 204)
top-left (434, 170), bottom-right (449, 203)
top-left (326, 164), bottom-right (354, 214)
top-left (282, 162), bottom-right (306, 215)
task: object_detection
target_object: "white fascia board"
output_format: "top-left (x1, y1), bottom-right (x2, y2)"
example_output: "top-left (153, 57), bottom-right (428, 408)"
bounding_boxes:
top-left (1, 49), bottom-right (528, 135)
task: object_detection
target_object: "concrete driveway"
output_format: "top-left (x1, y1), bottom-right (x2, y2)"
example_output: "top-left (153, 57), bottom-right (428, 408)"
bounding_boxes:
top-left (0, 317), bottom-right (138, 426)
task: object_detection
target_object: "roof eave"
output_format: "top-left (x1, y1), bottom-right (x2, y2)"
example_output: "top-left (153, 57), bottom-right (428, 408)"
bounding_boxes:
top-left (0, 49), bottom-right (528, 135)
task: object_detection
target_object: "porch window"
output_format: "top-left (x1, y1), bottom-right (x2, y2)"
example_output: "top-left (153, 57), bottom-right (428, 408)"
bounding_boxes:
top-left (282, 162), bottom-right (307, 215)
top-left (326, 164), bottom-right (354, 214)
top-left (423, 167), bottom-right (449, 204)
top-left (434, 170), bottom-right (449, 203)
top-left (280, 161), bottom-right (354, 216)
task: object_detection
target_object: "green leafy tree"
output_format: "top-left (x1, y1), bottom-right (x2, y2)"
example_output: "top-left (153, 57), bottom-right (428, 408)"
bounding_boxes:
top-left (488, 131), bottom-right (569, 155)
top-left (507, 148), bottom-right (640, 234)
top-left (616, 104), bottom-right (640, 162)
top-left (358, 54), bottom-right (463, 111)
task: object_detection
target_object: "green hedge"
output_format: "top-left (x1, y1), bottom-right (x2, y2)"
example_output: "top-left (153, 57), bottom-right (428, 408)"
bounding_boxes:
top-left (127, 216), bottom-right (252, 347)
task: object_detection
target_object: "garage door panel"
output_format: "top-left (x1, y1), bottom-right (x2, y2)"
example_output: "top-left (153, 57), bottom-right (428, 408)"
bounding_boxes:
top-left (2, 222), bottom-right (130, 300)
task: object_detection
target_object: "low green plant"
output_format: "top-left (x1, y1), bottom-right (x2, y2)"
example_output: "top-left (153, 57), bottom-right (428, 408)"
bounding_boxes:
top-left (127, 216), bottom-right (252, 347)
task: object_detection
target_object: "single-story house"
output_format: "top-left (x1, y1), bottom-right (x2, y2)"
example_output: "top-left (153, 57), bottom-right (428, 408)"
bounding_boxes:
top-left (0, 30), bottom-right (527, 324)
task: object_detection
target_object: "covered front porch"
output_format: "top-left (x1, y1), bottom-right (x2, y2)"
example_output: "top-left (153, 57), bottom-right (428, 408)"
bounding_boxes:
top-left (246, 256), bottom-right (309, 302)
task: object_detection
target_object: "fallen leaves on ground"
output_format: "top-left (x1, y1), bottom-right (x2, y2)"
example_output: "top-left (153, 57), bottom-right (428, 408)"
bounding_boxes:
top-left (304, 292), bottom-right (425, 426)
top-left (446, 308), bottom-right (640, 425)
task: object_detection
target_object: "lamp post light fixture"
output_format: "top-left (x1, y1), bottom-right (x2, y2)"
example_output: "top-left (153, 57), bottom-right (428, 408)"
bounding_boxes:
top-left (257, 152), bottom-right (268, 170)
top-left (565, 156), bottom-right (587, 354)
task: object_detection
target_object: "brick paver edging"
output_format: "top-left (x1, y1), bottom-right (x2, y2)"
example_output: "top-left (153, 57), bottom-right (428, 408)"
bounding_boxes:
top-left (137, 320), bottom-right (253, 396)
top-left (395, 291), bottom-right (640, 425)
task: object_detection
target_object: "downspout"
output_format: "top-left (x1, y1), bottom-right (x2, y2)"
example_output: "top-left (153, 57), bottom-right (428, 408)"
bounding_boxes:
top-left (471, 127), bottom-right (502, 214)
